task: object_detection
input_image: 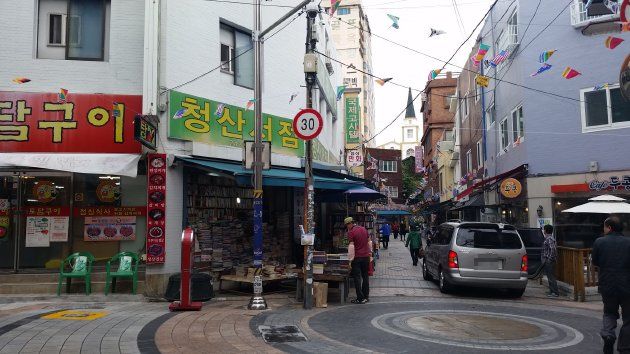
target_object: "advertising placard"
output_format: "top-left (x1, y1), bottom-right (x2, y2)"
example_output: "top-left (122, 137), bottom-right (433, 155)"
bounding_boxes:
top-left (25, 216), bottom-right (51, 247)
top-left (0, 92), bottom-right (142, 153)
top-left (146, 153), bottom-right (167, 264)
top-left (169, 90), bottom-right (304, 157)
top-left (84, 216), bottom-right (137, 241)
top-left (345, 97), bottom-right (361, 144)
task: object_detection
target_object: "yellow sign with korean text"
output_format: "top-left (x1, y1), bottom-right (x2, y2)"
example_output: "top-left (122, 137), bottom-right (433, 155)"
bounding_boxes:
top-left (500, 178), bottom-right (522, 199)
top-left (475, 75), bottom-right (490, 88)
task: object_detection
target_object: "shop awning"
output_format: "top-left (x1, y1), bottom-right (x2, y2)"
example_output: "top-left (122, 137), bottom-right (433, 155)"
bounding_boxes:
top-left (451, 193), bottom-right (484, 211)
top-left (374, 210), bottom-right (411, 216)
top-left (177, 157), bottom-right (363, 190)
top-left (0, 153), bottom-right (141, 177)
top-left (456, 164), bottom-right (527, 201)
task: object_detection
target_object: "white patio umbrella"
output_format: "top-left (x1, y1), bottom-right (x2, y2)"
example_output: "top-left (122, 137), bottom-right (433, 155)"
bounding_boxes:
top-left (561, 195), bottom-right (630, 214)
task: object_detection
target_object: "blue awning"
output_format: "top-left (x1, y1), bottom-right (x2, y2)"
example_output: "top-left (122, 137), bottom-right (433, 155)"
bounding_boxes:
top-left (177, 157), bottom-right (362, 190)
top-left (374, 210), bottom-right (411, 216)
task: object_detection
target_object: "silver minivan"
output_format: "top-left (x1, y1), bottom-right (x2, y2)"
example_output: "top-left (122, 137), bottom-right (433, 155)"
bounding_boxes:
top-left (422, 222), bottom-right (528, 297)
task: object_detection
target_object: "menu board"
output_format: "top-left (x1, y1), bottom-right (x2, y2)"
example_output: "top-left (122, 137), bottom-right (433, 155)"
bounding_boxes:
top-left (146, 153), bottom-right (167, 264)
top-left (84, 216), bottom-right (137, 241)
top-left (25, 216), bottom-right (69, 247)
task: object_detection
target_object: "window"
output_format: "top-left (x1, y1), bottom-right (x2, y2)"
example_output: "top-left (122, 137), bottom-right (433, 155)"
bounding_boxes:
top-left (406, 148), bottom-right (414, 158)
top-left (456, 226), bottom-right (523, 249)
top-left (384, 186), bottom-right (398, 198)
top-left (407, 129), bottom-right (414, 139)
top-left (462, 92), bottom-right (469, 119)
top-left (37, 0), bottom-right (108, 60)
top-left (337, 7), bottom-right (350, 15)
top-left (486, 103), bottom-right (495, 127)
top-left (500, 117), bottom-right (509, 152)
top-left (220, 23), bottom-right (254, 89)
top-left (466, 150), bottom-right (472, 173)
top-left (581, 85), bottom-right (630, 131)
top-left (571, 0), bottom-right (621, 26)
top-left (476, 141), bottom-right (483, 168)
top-left (379, 160), bottom-right (397, 173)
top-left (475, 81), bottom-right (480, 103)
top-left (507, 10), bottom-right (518, 46)
top-left (511, 105), bottom-right (524, 142)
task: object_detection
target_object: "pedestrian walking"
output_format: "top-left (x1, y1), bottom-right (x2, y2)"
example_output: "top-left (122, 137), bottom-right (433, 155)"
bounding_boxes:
top-left (592, 216), bottom-right (630, 354)
top-left (405, 225), bottom-right (422, 266)
top-left (541, 224), bottom-right (560, 298)
top-left (392, 221), bottom-right (400, 239)
top-left (379, 222), bottom-right (391, 249)
top-left (400, 222), bottom-right (408, 242)
top-left (345, 217), bottom-right (372, 304)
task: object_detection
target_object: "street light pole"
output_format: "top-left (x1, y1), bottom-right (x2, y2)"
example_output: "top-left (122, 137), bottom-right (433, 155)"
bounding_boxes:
top-left (248, 0), bottom-right (313, 311)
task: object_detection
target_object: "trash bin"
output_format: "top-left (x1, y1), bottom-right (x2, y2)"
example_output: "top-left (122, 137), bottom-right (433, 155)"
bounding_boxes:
top-left (164, 272), bottom-right (214, 302)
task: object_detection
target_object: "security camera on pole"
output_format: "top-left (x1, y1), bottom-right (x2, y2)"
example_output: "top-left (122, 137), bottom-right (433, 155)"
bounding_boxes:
top-left (248, 0), bottom-right (313, 311)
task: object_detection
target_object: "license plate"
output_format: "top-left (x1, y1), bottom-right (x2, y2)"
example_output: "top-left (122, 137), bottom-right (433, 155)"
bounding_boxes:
top-left (475, 260), bottom-right (502, 270)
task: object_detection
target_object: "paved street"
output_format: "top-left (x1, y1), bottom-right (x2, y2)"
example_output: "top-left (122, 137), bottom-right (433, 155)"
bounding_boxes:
top-left (0, 238), bottom-right (608, 353)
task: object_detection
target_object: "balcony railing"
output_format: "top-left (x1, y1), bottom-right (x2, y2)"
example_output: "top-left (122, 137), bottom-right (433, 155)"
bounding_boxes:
top-left (570, 0), bottom-right (621, 27)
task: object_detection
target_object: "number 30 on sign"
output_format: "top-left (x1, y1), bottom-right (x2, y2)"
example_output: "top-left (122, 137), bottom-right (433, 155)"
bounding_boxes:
top-left (293, 108), bottom-right (323, 141)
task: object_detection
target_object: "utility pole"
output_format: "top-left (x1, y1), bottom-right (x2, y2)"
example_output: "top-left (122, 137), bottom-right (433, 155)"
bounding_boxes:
top-left (303, 0), bottom-right (317, 310)
top-left (248, 0), bottom-right (313, 311)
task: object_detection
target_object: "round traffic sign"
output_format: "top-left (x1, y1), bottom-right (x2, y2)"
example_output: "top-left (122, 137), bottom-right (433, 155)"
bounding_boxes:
top-left (293, 108), bottom-right (323, 141)
top-left (622, 0), bottom-right (629, 22)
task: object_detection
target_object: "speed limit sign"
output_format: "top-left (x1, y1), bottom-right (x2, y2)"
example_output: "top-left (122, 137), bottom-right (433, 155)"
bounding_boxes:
top-left (293, 108), bottom-right (323, 141)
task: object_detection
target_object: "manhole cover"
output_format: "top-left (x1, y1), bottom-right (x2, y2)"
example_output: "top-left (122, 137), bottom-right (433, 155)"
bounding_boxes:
top-left (258, 325), bottom-right (307, 343)
top-left (407, 314), bottom-right (541, 340)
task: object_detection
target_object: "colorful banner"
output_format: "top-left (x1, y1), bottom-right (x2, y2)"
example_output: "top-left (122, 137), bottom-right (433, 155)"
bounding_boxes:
top-left (168, 90), bottom-right (304, 157)
top-left (0, 92), bottom-right (142, 153)
top-left (146, 153), bottom-right (166, 264)
top-left (414, 145), bottom-right (423, 173)
top-left (345, 96), bottom-right (361, 144)
top-left (84, 216), bottom-right (136, 241)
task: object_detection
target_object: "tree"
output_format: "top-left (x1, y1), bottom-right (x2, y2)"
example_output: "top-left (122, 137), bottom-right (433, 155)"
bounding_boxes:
top-left (401, 156), bottom-right (421, 200)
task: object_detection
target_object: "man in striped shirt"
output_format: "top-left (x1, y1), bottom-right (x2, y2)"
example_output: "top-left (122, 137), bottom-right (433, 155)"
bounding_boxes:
top-left (542, 224), bottom-right (559, 298)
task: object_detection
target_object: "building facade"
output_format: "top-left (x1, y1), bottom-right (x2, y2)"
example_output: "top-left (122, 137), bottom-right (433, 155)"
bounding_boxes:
top-left (377, 88), bottom-right (422, 159)
top-left (463, 0), bottom-right (630, 235)
top-left (365, 148), bottom-right (403, 205)
top-left (326, 0), bottom-right (376, 177)
top-left (0, 0), bottom-right (354, 295)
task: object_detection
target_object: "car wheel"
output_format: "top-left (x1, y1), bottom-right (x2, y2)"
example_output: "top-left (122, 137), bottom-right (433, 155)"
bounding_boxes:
top-left (439, 269), bottom-right (452, 294)
top-left (422, 260), bottom-right (432, 281)
top-left (507, 288), bottom-right (526, 298)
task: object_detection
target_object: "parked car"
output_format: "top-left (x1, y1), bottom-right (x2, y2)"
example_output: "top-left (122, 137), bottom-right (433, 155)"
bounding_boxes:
top-left (422, 222), bottom-right (529, 297)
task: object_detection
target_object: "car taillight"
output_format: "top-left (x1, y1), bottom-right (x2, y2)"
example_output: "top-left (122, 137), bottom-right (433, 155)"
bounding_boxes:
top-left (521, 255), bottom-right (528, 272)
top-left (448, 250), bottom-right (459, 269)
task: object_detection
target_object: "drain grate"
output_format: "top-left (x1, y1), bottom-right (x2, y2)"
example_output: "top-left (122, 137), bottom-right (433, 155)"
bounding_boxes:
top-left (258, 325), bottom-right (308, 343)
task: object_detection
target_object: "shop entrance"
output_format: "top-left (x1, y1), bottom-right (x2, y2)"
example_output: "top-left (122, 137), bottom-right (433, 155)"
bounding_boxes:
top-left (0, 172), bottom-right (72, 272)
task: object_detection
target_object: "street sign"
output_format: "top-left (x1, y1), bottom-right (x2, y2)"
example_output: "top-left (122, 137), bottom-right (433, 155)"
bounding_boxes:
top-left (293, 108), bottom-right (323, 141)
top-left (346, 149), bottom-right (363, 167)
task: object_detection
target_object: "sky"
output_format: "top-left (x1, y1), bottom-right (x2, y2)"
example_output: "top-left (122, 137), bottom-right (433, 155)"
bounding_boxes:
top-left (362, 0), bottom-right (496, 146)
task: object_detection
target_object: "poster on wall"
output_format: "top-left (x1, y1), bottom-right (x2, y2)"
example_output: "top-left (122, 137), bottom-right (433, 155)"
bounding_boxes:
top-left (537, 218), bottom-right (553, 229)
top-left (25, 217), bottom-right (51, 247)
top-left (84, 216), bottom-right (137, 241)
top-left (146, 153), bottom-right (166, 264)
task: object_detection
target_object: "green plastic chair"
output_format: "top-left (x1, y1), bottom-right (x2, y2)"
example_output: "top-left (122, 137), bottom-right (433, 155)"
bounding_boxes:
top-left (105, 252), bottom-right (140, 295)
top-left (57, 252), bottom-right (95, 296)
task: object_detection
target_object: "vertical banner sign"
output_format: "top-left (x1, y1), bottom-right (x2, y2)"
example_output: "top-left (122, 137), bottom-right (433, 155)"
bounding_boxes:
top-left (345, 97), bottom-right (361, 144)
top-left (253, 196), bottom-right (263, 267)
top-left (146, 154), bottom-right (167, 264)
top-left (414, 145), bottom-right (423, 173)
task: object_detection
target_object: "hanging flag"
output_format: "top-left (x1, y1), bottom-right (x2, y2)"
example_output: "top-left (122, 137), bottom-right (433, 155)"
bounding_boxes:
top-left (387, 14), bottom-right (400, 29)
top-left (562, 67), bottom-right (581, 79)
top-left (173, 108), bottom-right (186, 119)
top-left (475, 75), bottom-right (490, 88)
top-left (288, 92), bottom-right (299, 104)
top-left (530, 63), bottom-right (552, 77)
top-left (470, 56), bottom-right (481, 68)
top-left (330, 0), bottom-right (341, 16)
top-left (246, 98), bottom-right (256, 110)
top-left (375, 77), bottom-right (393, 86)
top-left (483, 59), bottom-right (491, 69)
top-left (605, 36), bottom-right (624, 49)
top-left (538, 50), bottom-right (556, 63)
top-left (12, 77), bottom-right (30, 84)
top-left (429, 28), bottom-right (446, 37)
top-left (336, 85), bottom-right (346, 101)
top-left (593, 83), bottom-right (609, 91)
top-left (490, 50), bottom-right (509, 67)
top-left (473, 43), bottom-right (491, 62)
top-left (428, 69), bottom-right (442, 81)
top-left (215, 103), bottom-right (225, 118)
top-left (58, 88), bottom-right (68, 102)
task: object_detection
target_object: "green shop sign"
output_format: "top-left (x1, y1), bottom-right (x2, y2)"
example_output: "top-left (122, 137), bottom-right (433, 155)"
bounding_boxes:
top-left (169, 90), bottom-right (304, 157)
top-left (345, 96), bottom-right (360, 144)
